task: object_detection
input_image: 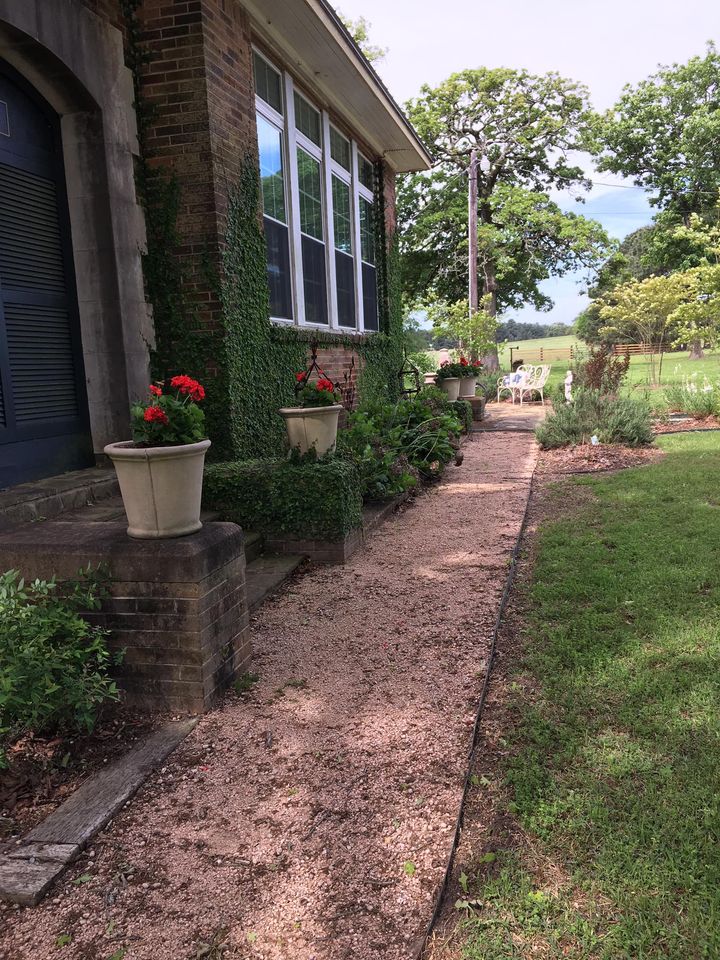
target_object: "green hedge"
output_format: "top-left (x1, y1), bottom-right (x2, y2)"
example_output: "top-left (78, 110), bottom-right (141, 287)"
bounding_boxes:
top-left (204, 457), bottom-right (363, 542)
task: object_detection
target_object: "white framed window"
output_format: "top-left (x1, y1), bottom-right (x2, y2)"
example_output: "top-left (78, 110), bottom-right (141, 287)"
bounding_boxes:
top-left (253, 47), bottom-right (381, 333)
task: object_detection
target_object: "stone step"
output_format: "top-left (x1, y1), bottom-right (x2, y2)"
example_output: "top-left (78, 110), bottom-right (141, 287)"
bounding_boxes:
top-left (0, 468), bottom-right (119, 526)
top-left (246, 553), bottom-right (305, 613)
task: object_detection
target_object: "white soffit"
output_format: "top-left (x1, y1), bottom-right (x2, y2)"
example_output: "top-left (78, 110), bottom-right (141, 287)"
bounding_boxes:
top-left (243, 0), bottom-right (431, 172)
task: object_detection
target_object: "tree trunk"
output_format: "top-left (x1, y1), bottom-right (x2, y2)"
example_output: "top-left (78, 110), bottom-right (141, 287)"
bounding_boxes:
top-left (689, 338), bottom-right (705, 360)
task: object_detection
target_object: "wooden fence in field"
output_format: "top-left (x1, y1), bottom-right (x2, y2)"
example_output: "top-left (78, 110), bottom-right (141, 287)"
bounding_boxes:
top-left (507, 345), bottom-right (577, 364)
top-left (610, 343), bottom-right (664, 355)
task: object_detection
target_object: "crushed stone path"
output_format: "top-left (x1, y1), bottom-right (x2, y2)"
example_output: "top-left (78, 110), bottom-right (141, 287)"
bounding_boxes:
top-left (1, 430), bottom-right (538, 960)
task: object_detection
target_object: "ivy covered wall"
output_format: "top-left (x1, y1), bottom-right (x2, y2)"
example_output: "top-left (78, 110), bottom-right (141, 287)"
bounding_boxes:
top-left (123, 0), bottom-right (405, 463)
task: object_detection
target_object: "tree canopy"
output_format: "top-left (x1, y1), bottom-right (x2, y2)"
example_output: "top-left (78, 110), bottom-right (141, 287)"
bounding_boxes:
top-left (398, 67), bottom-right (611, 366)
top-left (591, 42), bottom-right (720, 221)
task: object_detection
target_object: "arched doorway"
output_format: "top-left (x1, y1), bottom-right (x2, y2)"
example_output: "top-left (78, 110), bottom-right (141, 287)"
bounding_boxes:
top-left (0, 60), bottom-right (92, 487)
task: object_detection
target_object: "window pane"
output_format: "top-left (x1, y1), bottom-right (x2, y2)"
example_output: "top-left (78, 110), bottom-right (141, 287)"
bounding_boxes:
top-left (330, 127), bottom-right (350, 170)
top-left (336, 250), bottom-right (356, 328)
top-left (358, 154), bottom-right (375, 190)
top-left (297, 147), bottom-right (323, 240)
top-left (294, 92), bottom-right (321, 145)
top-left (253, 52), bottom-right (283, 114)
top-left (264, 217), bottom-right (293, 320)
top-left (257, 114), bottom-right (286, 223)
top-left (362, 262), bottom-right (378, 331)
top-left (301, 235), bottom-right (328, 325)
top-left (332, 175), bottom-right (352, 254)
top-left (359, 196), bottom-right (376, 264)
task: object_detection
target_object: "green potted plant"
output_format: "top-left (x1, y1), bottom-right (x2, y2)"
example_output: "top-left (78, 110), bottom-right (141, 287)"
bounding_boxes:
top-left (280, 372), bottom-right (343, 455)
top-left (458, 356), bottom-right (483, 398)
top-left (104, 375), bottom-right (210, 539)
top-left (434, 361), bottom-right (461, 400)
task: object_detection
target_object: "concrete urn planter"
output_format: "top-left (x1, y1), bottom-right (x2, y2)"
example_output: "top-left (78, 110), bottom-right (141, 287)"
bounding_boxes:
top-left (104, 439), bottom-right (211, 539)
top-left (459, 376), bottom-right (478, 399)
top-left (438, 377), bottom-right (461, 401)
top-left (280, 404), bottom-right (343, 456)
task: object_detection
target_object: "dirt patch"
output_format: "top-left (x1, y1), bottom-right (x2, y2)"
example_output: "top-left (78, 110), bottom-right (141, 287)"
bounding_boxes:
top-left (653, 415), bottom-right (720, 433)
top-left (536, 443), bottom-right (663, 477)
top-left (0, 709), bottom-right (159, 841)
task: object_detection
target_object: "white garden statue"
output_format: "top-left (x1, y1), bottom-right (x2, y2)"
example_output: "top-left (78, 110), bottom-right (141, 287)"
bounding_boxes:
top-left (564, 370), bottom-right (573, 404)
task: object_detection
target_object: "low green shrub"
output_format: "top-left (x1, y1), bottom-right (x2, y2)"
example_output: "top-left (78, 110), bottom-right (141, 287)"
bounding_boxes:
top-left (476, 370), bottom-right (508, 402)
top-left (204, 457), bottom-right (363, 541)
top-left (536, 389), bottom-right (653, 449)
top-left (338, 388), bottom-right (463, 499)
top-left (451, 399), bottom-right (473, 433)
top-left (0, 567), bottom-right (120, 762)
top-left (664, 378), bottom-right (720, 419)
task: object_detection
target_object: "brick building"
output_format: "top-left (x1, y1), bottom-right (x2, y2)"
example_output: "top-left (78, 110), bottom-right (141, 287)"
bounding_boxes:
top-left (0, 0), bottom-right (430, 488)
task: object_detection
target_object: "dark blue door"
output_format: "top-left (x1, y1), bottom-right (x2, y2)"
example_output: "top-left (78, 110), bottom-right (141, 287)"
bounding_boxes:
top-left (0, 61), bottom-right (92, 488)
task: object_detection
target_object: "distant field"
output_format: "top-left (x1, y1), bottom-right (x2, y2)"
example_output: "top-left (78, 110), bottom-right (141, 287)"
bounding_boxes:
top-left (422, 336), bottom-right (720, 396)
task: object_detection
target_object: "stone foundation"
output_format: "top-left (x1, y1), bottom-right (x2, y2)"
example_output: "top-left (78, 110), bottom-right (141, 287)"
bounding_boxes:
top-left (0, 521), bottom-right (250, 712)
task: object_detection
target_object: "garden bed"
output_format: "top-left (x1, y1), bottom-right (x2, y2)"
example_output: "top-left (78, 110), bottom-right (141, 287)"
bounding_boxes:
top-left (0, 708), bottom-right (159, 840)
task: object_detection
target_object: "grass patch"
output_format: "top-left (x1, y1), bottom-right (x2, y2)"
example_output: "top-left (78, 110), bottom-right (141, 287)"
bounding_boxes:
top-left (456, 432), bottom-right (720, 959)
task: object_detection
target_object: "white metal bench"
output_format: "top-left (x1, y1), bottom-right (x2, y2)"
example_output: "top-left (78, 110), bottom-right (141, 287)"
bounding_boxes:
top-left (497, 364), bottom-right (551, 405)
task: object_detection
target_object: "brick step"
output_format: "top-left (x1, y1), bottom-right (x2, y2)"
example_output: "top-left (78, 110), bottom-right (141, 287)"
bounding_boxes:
top-left (246, 553), bottom-right (305, 614)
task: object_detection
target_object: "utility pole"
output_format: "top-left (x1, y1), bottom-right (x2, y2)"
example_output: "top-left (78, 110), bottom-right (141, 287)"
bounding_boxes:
top-left (468, 148), bottom-right (479, 318)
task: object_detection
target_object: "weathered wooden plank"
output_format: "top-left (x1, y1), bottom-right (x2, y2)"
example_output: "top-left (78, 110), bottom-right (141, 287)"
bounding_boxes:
top-left (26, 719), bottom-right (196, 846)
top-left (7, 842), bottom-right (79, 864)
top-left (0, 858), bottom-right (63, 906)
top-left (0, 719), bottom-right (196, 906)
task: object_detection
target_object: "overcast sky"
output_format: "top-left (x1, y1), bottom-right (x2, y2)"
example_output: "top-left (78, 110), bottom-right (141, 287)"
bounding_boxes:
top-left (337, 0), bottom-right (718, 326)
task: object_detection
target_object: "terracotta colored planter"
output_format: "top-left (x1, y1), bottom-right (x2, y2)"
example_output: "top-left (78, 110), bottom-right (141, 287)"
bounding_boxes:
top-left (459, 376), bottom-right (478, 399)
top-left (104, 439), bottom-right (211, 539)
top-left (279, 404), bottom-right (343, 456)
top-left (438, 377), bottom-right (461, 401)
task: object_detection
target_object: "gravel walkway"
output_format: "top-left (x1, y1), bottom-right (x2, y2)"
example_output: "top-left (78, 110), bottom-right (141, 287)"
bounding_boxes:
top-left (1, 431), bottom-right (538, 960)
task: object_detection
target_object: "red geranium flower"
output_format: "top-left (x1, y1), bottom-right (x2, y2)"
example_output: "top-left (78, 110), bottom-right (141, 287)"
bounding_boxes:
top-left (460, 356), bottom-right (469, 366)
top-left (473, 360), bottom-right (483, 368)
top-left (149, 384), bottom-right (162, 396)
top-left (143, 406), bottom-right (169, 425)
top-left (170, 374), bottom-right (205, 402)
top-left (316, 378), bottom-right (335, 392)
top-left (296, 371), bottom-right (307, 382)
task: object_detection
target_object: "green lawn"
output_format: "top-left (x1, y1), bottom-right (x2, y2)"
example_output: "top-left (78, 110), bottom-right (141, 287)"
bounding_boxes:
top-left (456, 432), bottom-right (720, 959)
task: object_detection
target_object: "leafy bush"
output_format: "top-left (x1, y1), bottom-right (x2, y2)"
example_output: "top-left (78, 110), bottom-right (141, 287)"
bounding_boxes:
top-left (573, 346), bottom-right (630, 394)
top-left (0, 568), bottom-right (120, 760)
top-left (536, 389), bottom-right (653, 448)
top-left (408, 351), bottom-right (436, 374)
top-left (204, 457), bottom-right (362, 541)
top-left (337, 388), bottom-right (463, 499)
top-left (664, 377), bottom-right (719, 419)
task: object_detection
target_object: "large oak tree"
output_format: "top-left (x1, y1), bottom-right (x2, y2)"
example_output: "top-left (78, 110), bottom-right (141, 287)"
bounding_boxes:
top-left (399, 68), bottom-right (610, 368)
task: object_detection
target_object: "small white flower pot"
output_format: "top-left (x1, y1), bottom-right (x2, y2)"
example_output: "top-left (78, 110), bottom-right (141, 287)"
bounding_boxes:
top-left (104, 439), bottom-right (211, 539)
top-left (438, 377), bottom-right (461, 401)
top-left (279, 404), bottom-right (343, 456)
top-left (459, 376), bottom-right (478, 399)
top-left (423, 372), bottom-right (437, 386)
